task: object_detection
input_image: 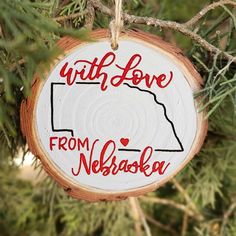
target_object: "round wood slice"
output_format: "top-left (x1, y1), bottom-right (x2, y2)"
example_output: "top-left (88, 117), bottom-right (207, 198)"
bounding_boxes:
top-left (20, 29), bottom-right (208, 201)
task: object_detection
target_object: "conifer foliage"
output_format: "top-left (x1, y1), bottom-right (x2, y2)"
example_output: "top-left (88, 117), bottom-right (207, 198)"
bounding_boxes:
top-left (0, 0), bottom-right (235, 235)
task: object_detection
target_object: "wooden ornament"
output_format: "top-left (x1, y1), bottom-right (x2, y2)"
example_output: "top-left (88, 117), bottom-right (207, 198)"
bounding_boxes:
top-left (20, 29), bottom-right (207, 201)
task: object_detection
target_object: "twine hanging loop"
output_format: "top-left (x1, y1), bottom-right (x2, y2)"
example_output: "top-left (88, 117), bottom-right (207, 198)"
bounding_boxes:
top-left (110, 0), bottom-right (123, 50)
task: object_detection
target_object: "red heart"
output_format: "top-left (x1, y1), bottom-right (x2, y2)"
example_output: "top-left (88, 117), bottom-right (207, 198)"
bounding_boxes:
top-left (120, 138), bottom-right (129, 147)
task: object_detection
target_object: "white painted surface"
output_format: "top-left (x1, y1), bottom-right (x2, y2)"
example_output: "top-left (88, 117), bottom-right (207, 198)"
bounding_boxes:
top-left (36, 39), bottom-right (197, 191)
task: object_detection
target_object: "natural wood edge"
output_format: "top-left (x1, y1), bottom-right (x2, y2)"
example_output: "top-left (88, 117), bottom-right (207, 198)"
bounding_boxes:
top-left (20, 29), bottom-right (208, 201)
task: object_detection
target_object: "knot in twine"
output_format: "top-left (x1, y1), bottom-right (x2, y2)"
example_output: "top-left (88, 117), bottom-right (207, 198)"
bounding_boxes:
top-left (109, 0), bottom-right (123, 50)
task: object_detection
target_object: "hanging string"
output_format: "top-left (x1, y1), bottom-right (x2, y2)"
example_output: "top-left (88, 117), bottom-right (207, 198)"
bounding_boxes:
top-left (109, 0), bottom-right (123, 50)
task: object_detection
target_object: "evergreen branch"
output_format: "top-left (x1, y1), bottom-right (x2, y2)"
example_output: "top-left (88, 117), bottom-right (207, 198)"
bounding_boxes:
top-left (214, 58), bottom-right (235, 78)
top-left (54, 10), bottom-right (88, 22)
top-left (1, 1), bottom-right (236, 235)
top-left (208, 130), bottom-right (236, 142)
top-left (129, 197), bottom-right (152, 236)
top-left (89, 0), bottom-right (236, 63)
top-left (0, 24), bottom-right (2, 37)
top-left (123, 14), bottom-right (235, 61)
top-left (181, 210), bottom-right (189, 236)
top-left (90, 0), bottom-right (112, 16)
top-left (53, 0), bottom-right (72, 17)
top-left (129, 197), bottom-right (143, 236)
top-left (84, 0), bottom-right (95, 29)
top-left (141, 196), bottom-right (200, 220)
top-left (145, 214), bottom-right (178, 236)
top-left (1, 126), bottom-right (11, 148)
top-left (172, 178), bottom-right (204, 221)
top-left (137, 202), bottom-right (152, 236)
top-left (184, 0), bottom-right (236, 27)
top-left (220, 201), bottom-right (236, 236)
top-left (9, 59), bottom-right (25, 71)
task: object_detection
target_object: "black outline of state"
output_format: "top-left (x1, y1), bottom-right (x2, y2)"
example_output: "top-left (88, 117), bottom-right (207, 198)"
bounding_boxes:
top-left (51, 82), bottom-right (74, 137)
top-left (50, 82), bottom-right (184, 153)
top-left (122, 83), bottom-right (184, 152)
